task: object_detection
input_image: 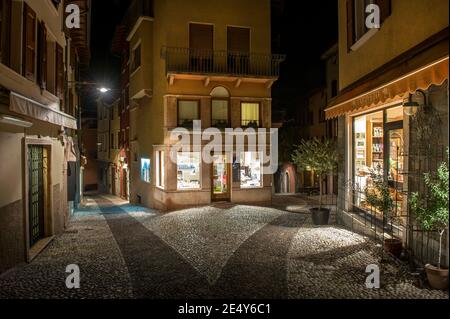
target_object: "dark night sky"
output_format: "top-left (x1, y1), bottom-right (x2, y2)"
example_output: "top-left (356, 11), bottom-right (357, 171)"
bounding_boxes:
top-left (86, 0), bottom-right (338, 117)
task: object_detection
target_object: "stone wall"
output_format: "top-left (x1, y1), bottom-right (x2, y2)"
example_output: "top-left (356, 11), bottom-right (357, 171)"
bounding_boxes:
top-left (0, 200), bottom-right (25, 273)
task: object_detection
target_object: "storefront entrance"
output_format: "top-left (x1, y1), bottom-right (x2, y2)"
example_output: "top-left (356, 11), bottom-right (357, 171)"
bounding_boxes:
top-left (352, 105), bottom-right (404, 216)
top-left (28, 145), bottom-right (47, 247)
top-left (212, 155), bottom-right (230, 202)
top-left (385, 121), bottom-right (404, 217)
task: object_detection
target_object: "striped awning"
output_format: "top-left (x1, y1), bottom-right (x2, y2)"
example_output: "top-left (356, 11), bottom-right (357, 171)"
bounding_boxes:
top-left (325, 57), bottom-right (449, 119)
top-left (9, 92), bottom-right (77, 129)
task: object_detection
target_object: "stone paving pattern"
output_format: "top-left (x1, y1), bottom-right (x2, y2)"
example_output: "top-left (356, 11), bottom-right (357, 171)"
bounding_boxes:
top-left (0, 194), bottom-right (447, 299)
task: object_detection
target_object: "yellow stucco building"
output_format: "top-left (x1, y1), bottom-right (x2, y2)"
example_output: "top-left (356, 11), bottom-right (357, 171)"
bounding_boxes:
top-left (122, 0), bottom-right (283, 210)
top-left (326, 0), bottom-right (448, 266)
top-left (0, 0), bottom-right (90, 272)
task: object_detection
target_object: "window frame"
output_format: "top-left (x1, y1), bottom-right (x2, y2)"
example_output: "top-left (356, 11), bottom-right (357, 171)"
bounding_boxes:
top-left (131, 41), bottom-right (141, 74)
top-left (177, 99), bottom-right (200, 127)
top-left (140, 157), bottom-right (151, 184)
top-left (211, 98), bottom-right (230, 128)
top-left (22, 3), bottom-right (37, 81)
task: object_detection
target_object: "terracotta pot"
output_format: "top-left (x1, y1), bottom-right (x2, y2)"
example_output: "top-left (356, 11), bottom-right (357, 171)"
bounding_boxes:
top-left (425, 264), bottom-right (449, 290)
top-left (310, 208), bottom-right (330, 225)
top-left (384, 238), bottom-right (402, 258)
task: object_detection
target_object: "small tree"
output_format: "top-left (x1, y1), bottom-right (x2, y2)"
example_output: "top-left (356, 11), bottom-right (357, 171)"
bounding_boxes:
top-left (409, 148), bottom-right (449, 269)
top-left (364, 168), bottom-right (396, 228)
top-left (291, 138), bottom-right (338, 209)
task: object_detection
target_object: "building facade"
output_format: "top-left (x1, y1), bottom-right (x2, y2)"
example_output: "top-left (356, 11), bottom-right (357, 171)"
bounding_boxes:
top-left (326, 0), bottom-right (448, 266)
top-left (97, 98), bottom-right (110, 193)
top-left (0, 0), bottom-right (90, 273)
top-left (117, 0), bottom-right (283, 210)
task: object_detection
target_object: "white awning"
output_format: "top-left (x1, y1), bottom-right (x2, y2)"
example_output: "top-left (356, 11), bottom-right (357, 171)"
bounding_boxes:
top-left (9, 92), bottom-right (77, 130)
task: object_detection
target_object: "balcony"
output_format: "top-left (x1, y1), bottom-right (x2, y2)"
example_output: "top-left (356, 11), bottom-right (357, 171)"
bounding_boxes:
top-left (163, 47), bottom-right (285, 85)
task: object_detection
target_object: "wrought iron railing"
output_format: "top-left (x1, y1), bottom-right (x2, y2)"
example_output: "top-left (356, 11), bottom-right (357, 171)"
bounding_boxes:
top-left (163, 47), bottom-right (285, 78)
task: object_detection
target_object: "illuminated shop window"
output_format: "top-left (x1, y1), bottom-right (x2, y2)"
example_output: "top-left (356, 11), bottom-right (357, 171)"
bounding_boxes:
top-left (141, 158), bottom-right (151, 183)
top-left (240, 152), bottom-right (262, 188)
top-left (177, 152), bottom-right (201, 190)
top-left (156, 151), bottom-right (165, 188)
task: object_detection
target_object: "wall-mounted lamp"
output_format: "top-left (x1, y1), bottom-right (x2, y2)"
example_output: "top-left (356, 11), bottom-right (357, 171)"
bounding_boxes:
top-left (0, 114), bottom-right (33, 128)
top-left (403, 89), bottom-right (427, 116)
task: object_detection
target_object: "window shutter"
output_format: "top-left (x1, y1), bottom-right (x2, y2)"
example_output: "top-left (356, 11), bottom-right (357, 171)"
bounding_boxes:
top-left (346, 0), bottom-right (354, 51)
top-left (375, 0), bottom-right (391, 24)
top-left (55, 44), bottom-right (64, 99)
top-left (0, 0), bottom-right (12, 66)
top-left (38, 22), bottom-right (47, 90)
top-left (23, 3), bottom-right (36, 80)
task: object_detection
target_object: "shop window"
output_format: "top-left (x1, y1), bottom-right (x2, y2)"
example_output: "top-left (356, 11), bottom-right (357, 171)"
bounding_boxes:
top-left (353, 107), bottom-right (404, 214)
top-left (177, 152), bottom-right (201, 190)
top-left (212, 100), bottom-right (229, 127)
top-left (178, 100), bottom-right (199, 127)
top-left (241, 102), bottom-right (260, 128)
top-left (240, 152), bottom-right (262, 188)
top-left (156, 151), bottom-right (165, 188)
top-left (141, 158), bottom-right (151, 183)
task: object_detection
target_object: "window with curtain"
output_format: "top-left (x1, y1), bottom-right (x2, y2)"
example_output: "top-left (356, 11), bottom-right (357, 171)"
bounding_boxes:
top-left (212, 100), bottom-right (229, 127)
top-left (241, 102), bottom-right (260, 127)
top-left (178, 100), bottom-right (199, 127)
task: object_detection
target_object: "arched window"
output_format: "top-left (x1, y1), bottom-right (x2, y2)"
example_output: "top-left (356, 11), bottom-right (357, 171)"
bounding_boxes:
top-left (210, 87), bottom-right (230, 128)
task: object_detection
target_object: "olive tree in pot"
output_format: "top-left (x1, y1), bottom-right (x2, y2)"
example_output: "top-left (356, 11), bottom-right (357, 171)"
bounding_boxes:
top-left (409, 149), bottom-right (449, 290)
top-left (291, 138), bottom-right (338, 225)
top-left (364, 169), bottom-right (402, 258)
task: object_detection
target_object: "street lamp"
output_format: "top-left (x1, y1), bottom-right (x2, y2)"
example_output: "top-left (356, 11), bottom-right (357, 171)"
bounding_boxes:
top-left (403, 89), bottom-right (427, 116)
top-left (97, 87), bottom-right (111, 93)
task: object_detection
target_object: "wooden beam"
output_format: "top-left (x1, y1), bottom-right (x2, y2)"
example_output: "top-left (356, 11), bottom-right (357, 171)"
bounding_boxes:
top-left (168, 75), bottom-right (175, 86)
top-left (235, 78), bottom-right (242, 88)
top-left (266, 80), bottom-right (275, 89)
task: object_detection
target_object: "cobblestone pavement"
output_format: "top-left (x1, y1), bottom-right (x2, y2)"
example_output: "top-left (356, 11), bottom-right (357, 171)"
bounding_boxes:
top-left (0, 194), bottom-right (447, 299)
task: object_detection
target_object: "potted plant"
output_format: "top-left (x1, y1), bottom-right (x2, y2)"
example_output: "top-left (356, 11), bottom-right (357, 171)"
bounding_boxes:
top-left (364, 169), bottom-right (402, 258)
top-left (291, 138), bottom-right (338, 225)
top-left (409, 149), bottom-right (449, 290)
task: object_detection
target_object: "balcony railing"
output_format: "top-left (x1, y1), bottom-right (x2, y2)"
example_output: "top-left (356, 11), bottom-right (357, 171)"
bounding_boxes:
top-left (163, 47), bottom-right (285, 78)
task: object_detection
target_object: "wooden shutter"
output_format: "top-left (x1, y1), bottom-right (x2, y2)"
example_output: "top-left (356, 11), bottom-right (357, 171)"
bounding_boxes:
top-left (37, 22), bottom-right (47, 90)
top-left (0, 0), bottom-right (12, 66)
top-left (227, 27), bottom-right (250, 53)
top-left (375, 0), bottom-right (391, 24)
top-left (23, 3), bottom-right (36, 80)
top-left (189, 23), bottom-right (213, 50)
top-left (346, 0), bottom-right (354, 51)
top-left (55, 44), bottom-right (64, 99)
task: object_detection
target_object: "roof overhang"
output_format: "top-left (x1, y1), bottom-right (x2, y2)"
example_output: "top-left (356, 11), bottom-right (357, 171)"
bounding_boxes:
top-left (325, 28), bottom-right (449, 119)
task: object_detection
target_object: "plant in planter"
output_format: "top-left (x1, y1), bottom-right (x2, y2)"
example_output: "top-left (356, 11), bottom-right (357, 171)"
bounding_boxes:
top-left (291, 138), bottom-right (338, 225)
top-left (364, 169), bottom-right (402, 258)
top-left (409, 148), bottom-right (449, 290)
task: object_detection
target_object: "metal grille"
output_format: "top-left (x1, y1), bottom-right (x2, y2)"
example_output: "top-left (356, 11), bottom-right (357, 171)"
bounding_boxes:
top-left (28, 145), bottom-right (45, 247)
